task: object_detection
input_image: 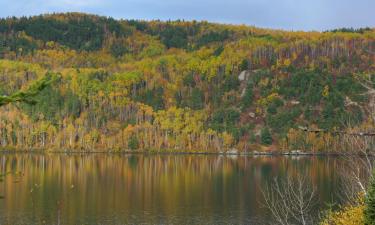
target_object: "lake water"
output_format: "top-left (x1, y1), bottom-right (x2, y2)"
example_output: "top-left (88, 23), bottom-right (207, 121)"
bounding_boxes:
top-left (0, 154), bottom-right (350, 225)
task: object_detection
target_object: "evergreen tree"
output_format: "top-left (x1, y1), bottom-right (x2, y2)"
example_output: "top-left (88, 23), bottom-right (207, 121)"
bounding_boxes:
top-left (261, 127), bottom-right (272, 145)
top-left (128, 135), bottom-right (139, 150)
top-left (241, 85), bottom-right (253, 109)
top-left (240, 59), bottom-right (249, 71)
top-left (365, 172), bottom-right (375, 225)
top-left (190, 88), bottom-right (204, 109)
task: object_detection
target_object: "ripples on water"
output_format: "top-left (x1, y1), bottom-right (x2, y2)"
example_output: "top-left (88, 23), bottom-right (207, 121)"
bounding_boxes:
top-left (0, 154), bottom-right (350, 225)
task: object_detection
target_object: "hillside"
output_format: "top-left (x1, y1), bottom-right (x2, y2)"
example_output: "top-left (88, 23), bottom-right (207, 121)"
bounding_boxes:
top-left (0, 13), bottom-right (374, 152)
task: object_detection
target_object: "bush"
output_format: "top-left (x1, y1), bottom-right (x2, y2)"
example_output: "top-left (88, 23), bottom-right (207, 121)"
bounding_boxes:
top-left (321, 203), bottom-right (364, 225)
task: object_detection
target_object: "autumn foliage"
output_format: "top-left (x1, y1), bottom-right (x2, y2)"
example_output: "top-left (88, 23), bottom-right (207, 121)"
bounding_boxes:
top-left (0, 13), bottom-right (374, 151)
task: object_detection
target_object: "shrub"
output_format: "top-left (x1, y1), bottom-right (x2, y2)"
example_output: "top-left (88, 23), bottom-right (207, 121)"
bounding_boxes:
top-left (321, 203), bottom-right (364, 225)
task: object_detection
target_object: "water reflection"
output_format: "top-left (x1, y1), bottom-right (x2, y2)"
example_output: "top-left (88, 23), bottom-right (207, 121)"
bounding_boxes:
top-left (0, 154), bottom-right (347, 225)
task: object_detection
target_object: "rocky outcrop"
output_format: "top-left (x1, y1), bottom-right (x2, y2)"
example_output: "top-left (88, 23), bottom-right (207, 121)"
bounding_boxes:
top-left (238, 70), bottom-right (251, 81)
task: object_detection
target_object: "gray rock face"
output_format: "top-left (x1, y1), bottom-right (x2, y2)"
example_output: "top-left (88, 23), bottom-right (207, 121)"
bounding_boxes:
top-left (238, 70), bottom-right (250, 81)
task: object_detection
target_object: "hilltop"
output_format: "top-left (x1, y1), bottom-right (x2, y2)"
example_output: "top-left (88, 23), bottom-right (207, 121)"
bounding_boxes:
top-left (0, 13), bottom-right (374, 152)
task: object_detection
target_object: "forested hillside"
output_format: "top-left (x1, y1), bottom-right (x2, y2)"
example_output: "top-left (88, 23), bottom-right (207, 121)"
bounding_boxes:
top-left (0, 13), bottom-right (374, 152)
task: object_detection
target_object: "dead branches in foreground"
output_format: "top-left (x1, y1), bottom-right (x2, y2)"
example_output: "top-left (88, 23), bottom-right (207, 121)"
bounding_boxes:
top-left (262, 175), bottom-right (316, 225)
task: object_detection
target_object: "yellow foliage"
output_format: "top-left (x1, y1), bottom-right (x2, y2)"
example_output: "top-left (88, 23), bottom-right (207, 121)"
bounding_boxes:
top-left (285, 127), bottom-right (336, 152)
top-left (284, 58), bottom-right (291, 66)
top-left (222, 132), bottom-right (234, 148)
top-left (322, 85), bottom-right (330, 98)
top-left (259, 77), bottom-right (269, 88)
top-left (320, 204), bottom-right (364, 225)
top-left (257, 93), bottom-right (280, 107)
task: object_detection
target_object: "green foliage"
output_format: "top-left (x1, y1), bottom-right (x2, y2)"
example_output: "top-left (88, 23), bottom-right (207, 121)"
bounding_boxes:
top-left (241, 85), bottom-right (254, 109)
top-left (0, 14), bottom-right (129, 51)
top-left (0, 33), bottom-right (38, 55)
top-left (365, 172), bottom-right (375, 225)
top-left (0, 74), bottom-right (55, 107)
top-left (110, 41), bottom-right (129, 57)
top-left (128, 135), bottom-right (139, 150)
top-left (0, 13), bottom-right (373, 151)
top-left (22, 77), bottom-right (82, 122)
top-left (190, 88), bottom-right (204, 109)
top-left (183, 73), bottom-right (196, 87)
top-left (126, 20), bottom-right (148, 31)
top-left (196, 30), bottom-right (230, 47)
top-left (213, 45), bottom-right (224, 56)
top-left (267, 107), bottom-right (301, 134)
top-left (327, 27), bottom-right (371, 33)
top-left (261, 127), bottom-right (272, 145)
top-left (248, 132), bottom-right (257, 144)
top-left (240, 59), bottom-right (249, 71)
top-left (279, 70), bottom-right (324, 104)
top-left (160, 25), bottom-right (188, 49)
top-left (266, 98), bottom-right (284, 115)
top-left (64, 90), bottom-right (82, 119)
top-left (336, 75), bottom-right (367, 102)
top-left (136, 87), bottom-right (165, 110)
top-left (23, 85), bottom-right (64, 122)
top-left (209, 108), bottom-right (240, 139)
top-left (223, 75), bottom-right (240, 92)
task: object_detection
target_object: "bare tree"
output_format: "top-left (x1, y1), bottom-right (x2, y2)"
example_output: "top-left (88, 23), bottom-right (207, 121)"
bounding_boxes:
top-left (338, 65), bottom-right (375, 198)
top-left (336, 48), bottom-right (375, 198)
top-left (262, 175), bottom-right (316, 225)
top-left (354, 48), bottom-right (375, 123)
top-left (338, 140), bottom-right (374, 205)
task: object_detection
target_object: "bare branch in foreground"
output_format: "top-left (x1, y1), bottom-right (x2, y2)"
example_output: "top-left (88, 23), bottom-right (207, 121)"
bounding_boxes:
top-left (262, 175), bottom-right (316, 225)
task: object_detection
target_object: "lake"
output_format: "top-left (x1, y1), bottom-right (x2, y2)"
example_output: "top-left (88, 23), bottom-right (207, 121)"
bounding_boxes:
top-left (0, 154), bottom-right (350, 224)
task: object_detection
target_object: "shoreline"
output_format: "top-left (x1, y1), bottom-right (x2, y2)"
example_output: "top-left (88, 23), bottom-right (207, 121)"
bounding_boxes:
top-left (0, 148), bottom-right (369, 156)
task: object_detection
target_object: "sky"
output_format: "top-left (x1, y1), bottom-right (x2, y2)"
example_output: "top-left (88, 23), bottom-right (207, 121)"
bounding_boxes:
top-left (0, 0), bottom-right (374, 31)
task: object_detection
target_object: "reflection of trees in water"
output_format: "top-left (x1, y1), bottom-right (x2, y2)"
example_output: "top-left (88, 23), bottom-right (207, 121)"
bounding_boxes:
top-left (0, 154), bottom-right (358, 224)
top-left (0, 155), bottom-right (347, 181)
top-left (0, 155), bottom-right (352, 185)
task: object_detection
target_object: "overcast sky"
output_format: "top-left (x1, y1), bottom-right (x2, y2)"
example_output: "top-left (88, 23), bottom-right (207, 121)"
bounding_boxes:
top-left (0, 0), bottom-right (374, 31)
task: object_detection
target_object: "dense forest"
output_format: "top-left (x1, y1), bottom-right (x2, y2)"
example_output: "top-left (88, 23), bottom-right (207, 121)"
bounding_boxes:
top-left (0, 13), bottom-right (374, 152)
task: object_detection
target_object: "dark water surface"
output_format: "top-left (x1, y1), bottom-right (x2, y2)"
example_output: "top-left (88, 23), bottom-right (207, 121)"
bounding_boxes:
top-left (0, 154), bottom-right (348, 224)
